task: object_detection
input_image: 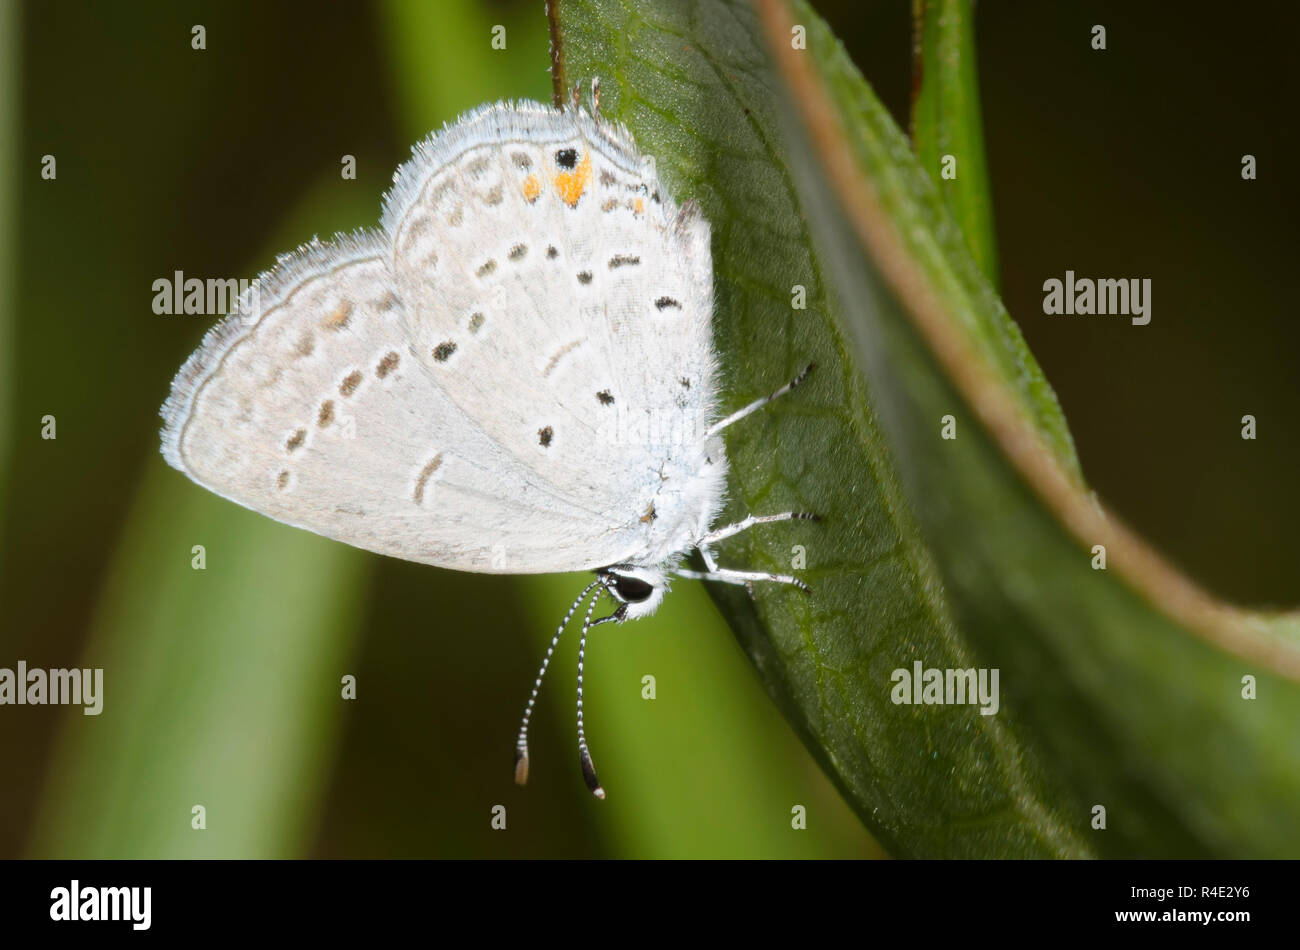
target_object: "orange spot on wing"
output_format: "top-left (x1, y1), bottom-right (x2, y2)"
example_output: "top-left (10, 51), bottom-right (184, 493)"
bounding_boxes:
top-left (522, 174), bottom-right (541, 203)
top-left (553, 151), bottom-right (592, 207)
top-left (634, 197), bottom-right (645, 215)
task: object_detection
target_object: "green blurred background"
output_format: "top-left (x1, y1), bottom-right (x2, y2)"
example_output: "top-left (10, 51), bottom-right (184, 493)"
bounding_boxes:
top-left (0, 0), bottom-right (1295, 858)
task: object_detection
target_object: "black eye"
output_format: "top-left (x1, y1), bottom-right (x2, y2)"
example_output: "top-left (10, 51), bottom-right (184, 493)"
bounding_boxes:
top-left (556, 148), bottom-right (578, 169)
top-left (611, 573), bottom-right (654, 603)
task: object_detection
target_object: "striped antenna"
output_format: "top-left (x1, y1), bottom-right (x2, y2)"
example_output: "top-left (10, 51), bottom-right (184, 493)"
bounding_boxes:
top-left (514, 578), bottom-right (601, 786)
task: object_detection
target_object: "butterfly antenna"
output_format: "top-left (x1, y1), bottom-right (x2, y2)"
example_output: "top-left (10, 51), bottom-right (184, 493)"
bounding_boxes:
top-left (576, 586), bottom-right (610, 799)
top-left (514, 578), bottom-right (601, 786)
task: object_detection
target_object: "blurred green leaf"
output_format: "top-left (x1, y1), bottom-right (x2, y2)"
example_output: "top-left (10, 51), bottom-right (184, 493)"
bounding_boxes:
top-left (910, 0), bottom-right (999, 287)
top-left (30, 177), bottom-right (375, 858)
top-left (517, 574), bottom-right (881, 857)
top-left (381, 0), bottom-right (551, 145)
top-left (32, 471), bottom-right (367, 858)
top-left (556, 0), bottom-right (1088, 856)
top-left (758, 0), bottom-right (1300, 857)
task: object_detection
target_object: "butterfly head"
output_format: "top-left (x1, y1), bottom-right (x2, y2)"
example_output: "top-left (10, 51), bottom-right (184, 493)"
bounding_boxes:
top-left (597, 565), bottom-right (669, 622)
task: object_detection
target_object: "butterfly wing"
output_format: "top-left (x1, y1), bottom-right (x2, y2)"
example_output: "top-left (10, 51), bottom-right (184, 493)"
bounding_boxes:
top-left (381, 102), bottom-right (723, 564)
top-left (162, 101), bottom-right (722, 575)
top-left (160, 232), bottom-right (629, 574)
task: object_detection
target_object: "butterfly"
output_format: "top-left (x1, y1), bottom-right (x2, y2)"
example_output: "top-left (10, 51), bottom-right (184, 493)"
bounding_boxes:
top-left (160, 81), bottom-right (816, 797)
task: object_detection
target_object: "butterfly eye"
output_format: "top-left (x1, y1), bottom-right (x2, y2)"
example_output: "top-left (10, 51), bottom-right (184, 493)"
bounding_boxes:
top-left (610, 573), bottom-right (654, 603)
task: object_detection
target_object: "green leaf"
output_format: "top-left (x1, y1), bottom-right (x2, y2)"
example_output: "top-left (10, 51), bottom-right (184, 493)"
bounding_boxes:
top-left (910, 0), bottom-right (999, 287)
top-left (31, 473), bottom-right (368, 858)
top-left (555, 0), bottom-right (1089, 857)
top-left (757, 0), bottom-right (1300, 857)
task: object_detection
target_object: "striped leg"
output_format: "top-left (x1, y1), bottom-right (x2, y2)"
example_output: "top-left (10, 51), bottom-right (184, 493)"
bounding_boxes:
top-left (702, 511), bottom-right (819, 546)
top-left (675, 566), bottom-right (811, 594)
top-left (705, 363), bottom-right (814, 438)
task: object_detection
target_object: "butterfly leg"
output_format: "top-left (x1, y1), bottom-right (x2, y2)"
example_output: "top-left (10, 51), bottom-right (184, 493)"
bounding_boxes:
top-left (701, 510), bottom-right (819, 546)
top-left (688, 513), bottom-right (818, 592)
top-left (685, 366), bottom-right (818, 596)
top-left (675, 566), bottom-right (811, 594)
top-left (705, 362), bottom-right (815, 438)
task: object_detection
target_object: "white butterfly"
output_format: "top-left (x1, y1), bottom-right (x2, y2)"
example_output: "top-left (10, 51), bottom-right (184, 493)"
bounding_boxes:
top-left (160, 83), bottom-right (815, 798)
